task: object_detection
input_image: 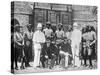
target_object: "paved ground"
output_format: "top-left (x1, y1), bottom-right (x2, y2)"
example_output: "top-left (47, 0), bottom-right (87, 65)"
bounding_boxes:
top-left (14, 60), bottom-right (97, 74)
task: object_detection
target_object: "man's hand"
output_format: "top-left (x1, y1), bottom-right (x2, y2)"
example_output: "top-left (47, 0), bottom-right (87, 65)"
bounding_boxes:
top-left (45, 55), bottom-right (48, 58)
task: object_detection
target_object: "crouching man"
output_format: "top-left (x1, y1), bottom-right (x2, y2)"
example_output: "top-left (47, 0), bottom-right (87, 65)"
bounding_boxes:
top-left (60, 39), bottom-right (72, 68)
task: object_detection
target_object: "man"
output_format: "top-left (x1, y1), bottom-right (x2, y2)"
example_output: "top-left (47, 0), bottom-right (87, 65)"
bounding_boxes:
top-left (60, 39), bottom-right (72, 68)
top-left (55, 23), bottom-right (65, 65)
top-left (24, 24), bottom-right (33, 67)
top-left (33, 23), bottom-right (46, 68)
top-left (82, 26), bottom-right (96, 68)
top-left (43, 22), bottom-right (53, 40)
top-left (71, 22), bottom-right (82, 67)
top-left (14, 24), bottom-right (24, 69)
top-left (41, 39), bottom-right (58, 69)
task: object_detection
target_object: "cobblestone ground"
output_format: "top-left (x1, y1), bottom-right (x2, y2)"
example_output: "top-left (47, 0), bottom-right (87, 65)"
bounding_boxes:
top-left (14, 60), bottom-right (97, 74)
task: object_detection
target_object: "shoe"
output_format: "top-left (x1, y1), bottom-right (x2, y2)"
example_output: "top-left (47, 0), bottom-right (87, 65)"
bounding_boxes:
top-left (89, 65), bottom-right (93, 69)
top-left (11, 69), bottom-right (14, 73)
top-left (20, 66), bottom-right (25, 70)
top-left (15, 67), bottom-right (19, 70)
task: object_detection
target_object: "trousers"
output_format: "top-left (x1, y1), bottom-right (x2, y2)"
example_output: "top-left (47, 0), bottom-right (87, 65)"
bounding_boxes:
top-left (60, 51), bottom-right (69, 67)
top-left (71, 42), bottom-right (81, 67)
top-left (33, 43), bottom-right (41, 68)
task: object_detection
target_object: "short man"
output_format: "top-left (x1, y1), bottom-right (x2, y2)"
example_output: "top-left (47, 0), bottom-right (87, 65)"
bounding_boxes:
top-left (71, 22), bottom-right (82, 67)
top-left (33, 23), bottom-right (46, 68)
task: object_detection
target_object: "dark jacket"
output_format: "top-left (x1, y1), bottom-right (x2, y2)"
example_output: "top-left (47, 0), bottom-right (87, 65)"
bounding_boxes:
top-left (61, 42), bottom-right (72, 55)
top-left (41, 43), bottom-right (58, 59)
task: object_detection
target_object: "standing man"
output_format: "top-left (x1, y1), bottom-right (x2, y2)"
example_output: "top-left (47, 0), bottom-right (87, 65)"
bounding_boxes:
top-left (33, 23), bottom-right (46, 68)
top-left (71, 22), bottom-right (82, 67)
top-left (24, 24), bottom-right (33, 67)
top-left (14, 24), bottom-right (24, 69)
top-left (55, 23), bottom-right (65, 65)
top-left (82, 26), bottom-right (96, 68)
top-left (43, 22), bottom-right (53, 40)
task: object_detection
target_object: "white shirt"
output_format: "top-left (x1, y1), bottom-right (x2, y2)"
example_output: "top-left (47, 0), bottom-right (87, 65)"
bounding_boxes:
top-left (33, 30), bottom-right (46, 44)
top-left (71, 29), bottom-right (82, 43)
top-left (43, 28), bottom-right (53, 37)
top-left (55, 30), bottom-right (64, 38)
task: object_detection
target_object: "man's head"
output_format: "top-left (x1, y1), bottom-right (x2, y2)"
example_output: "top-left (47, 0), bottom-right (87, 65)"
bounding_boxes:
top-left (27, 24), bottom-right (32, 31)
top-left (14, 24), bottom-right (22, 32)
top-left (37, 23), bottom-right (42, 30)
top-left (46, 22), bottom-right (51, 28)
top-left (58, 23), bottom-right (63, 30)
top-left (73, 22), bottom-right (78, 29)
top-left (46, 39), bottom-right (51, 47)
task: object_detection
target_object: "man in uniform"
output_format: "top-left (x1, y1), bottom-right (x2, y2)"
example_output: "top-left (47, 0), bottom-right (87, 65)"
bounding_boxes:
top-left (71, 22), bottom-right (82, 67)
top-left (33, 23), bottom-right (46, 68)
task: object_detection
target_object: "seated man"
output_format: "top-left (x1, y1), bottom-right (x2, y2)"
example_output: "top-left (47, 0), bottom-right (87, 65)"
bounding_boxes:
top-left (40, 39), bottom-right (58, 69)
top-left (60, 39), bottom-right (72, 68)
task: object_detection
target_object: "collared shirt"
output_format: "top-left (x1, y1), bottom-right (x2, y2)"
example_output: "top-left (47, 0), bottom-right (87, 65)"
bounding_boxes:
top-left (43, 28), bottom-right (53, 37)
top-left (33, 30), bottom-right (46, 44)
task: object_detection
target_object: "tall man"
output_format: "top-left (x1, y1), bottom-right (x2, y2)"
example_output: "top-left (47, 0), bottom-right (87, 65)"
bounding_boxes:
top-left (33, 23), bottom-right (46, 68)
top-left (24, 24), bottom-right (33, 67)
top-left (71, 22), bottom-right (82, 67)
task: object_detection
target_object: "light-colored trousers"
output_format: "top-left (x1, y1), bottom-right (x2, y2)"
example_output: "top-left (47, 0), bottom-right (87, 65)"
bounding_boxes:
top-left (60, 51), bottom-right (69, 67)
top-left (71, 42), bottom-right (81, 67)
top-left (33, 43), bottom-right (41, 68)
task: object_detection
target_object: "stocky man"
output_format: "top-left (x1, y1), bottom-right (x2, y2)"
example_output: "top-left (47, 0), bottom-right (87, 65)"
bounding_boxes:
top-left (71, 22), bottom-right (82, 67)
top-left (32, 23), bottom-right (46, 68)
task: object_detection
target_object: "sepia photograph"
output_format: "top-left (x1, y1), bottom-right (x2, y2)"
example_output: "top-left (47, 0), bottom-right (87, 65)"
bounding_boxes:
top-left (11, 1), bottom-right (97, 74)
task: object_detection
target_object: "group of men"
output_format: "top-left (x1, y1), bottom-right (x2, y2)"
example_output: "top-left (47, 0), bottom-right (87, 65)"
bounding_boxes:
top-left (11, 21), bottom-right (97, 73)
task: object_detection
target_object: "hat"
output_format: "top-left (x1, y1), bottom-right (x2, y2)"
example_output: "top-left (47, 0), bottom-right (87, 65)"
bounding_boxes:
top-left (73, 22), bottom-right (78, 27)
top-left (46, 22), bottom-right (51, 25)
top-left (37, 23), bottom-right (42, 28)
top-left (58, 23), bottom-right (62, 26)
top-left (14, 24), bottom-right (22, 28)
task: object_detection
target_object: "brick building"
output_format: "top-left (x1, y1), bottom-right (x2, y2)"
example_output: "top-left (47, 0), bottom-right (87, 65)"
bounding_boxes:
top-left (11, 1), bottom-right (97, 32)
